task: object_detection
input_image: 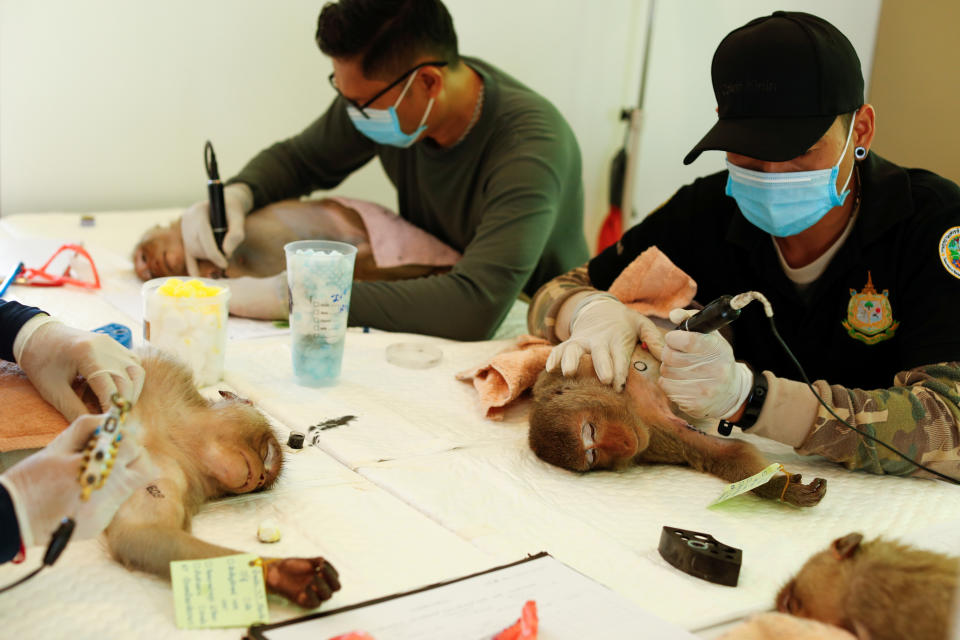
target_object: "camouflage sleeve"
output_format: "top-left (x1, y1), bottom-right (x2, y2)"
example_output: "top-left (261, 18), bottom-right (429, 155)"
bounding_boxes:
top-left (795, 361), bottom-right (960, 479)
top-left (526, 263), bottom-right (594, 343)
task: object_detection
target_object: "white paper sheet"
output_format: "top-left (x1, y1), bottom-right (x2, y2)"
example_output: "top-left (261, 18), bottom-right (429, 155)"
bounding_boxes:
top-left (255, 554), bottom-right (697, 640)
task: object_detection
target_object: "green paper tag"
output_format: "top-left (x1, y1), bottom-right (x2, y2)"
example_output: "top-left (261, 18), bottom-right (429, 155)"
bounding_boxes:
top-left (709, 463), bottom-right (783, 507)
top-left (171, 553), bottom-right (269, 629)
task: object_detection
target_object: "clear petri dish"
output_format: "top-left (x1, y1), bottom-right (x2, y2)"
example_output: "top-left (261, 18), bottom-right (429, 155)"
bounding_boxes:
top-left (385, 342), bottom-right (443, 369)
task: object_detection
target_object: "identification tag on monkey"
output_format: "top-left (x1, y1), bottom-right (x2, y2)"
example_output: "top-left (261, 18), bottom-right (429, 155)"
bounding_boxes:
top-left (171, 553), bottom-right (268, 629)
top-left (709, 463), bottom-right (786, 507)
top-left (79, 394), bottom-right (132, 501)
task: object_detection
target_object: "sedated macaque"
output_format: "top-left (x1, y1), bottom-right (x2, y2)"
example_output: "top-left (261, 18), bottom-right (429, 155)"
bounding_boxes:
top-left (98, 347), bottom-right (341, 608)
top-left (133, 198), bottom-right (446, 282)
top-left (528, 346), bottom-right (827, 507)
top-left (777, 532), bottom-right (959, 639)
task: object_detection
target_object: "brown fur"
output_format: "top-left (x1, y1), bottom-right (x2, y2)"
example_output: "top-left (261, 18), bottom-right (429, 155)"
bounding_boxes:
top-left (529, 365), bottom-right (827, 507)
top-left (778, 533), bottom-right (959, 639)
top-left (102, 347), bottom-right (340, 607)
top-left (133, 198), bottom-right (445, 282)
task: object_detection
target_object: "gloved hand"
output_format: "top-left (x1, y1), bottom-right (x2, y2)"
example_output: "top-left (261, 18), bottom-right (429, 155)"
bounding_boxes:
top-left (15, 318), bottom-right (145, 421)
top-left (657, 308), bottom-right (752, 419)
top-left (180, 182), bottom-right (254, 276)
top-left (546, 293), bottom-right (646, 391)
top-left (227, 274), bottom-right (290, 320)
top-left (0, 413), bottom-right (157, 547)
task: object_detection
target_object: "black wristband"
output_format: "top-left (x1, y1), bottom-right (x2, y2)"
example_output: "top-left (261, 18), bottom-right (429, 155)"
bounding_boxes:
top-left (717, 364), bottom-right (768, 436)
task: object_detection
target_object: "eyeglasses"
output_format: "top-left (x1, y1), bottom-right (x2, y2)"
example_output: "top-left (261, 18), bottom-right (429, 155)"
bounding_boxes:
top-left (328, 60), bottom-right (448, 118)
top-left (14, 244), bottom-right (101, 289)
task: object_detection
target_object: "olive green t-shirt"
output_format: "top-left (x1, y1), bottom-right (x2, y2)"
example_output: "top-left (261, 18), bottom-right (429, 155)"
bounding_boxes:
top-left (230, 57), bottom-right (588, 340)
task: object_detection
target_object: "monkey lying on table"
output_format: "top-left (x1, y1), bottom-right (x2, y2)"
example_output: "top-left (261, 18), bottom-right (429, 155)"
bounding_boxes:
top-left (133, 198), bottom-right (449, 282)
top-left (777, 532), bottom-right (958, 639)
top-left (98, 348), bottom-right (341, 608)
top-left (528, 344), bottom-right (827, 507)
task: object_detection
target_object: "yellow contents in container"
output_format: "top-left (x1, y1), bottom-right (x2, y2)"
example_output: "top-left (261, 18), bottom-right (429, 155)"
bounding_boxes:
top-left (157, 278), bottom-right (224, 298)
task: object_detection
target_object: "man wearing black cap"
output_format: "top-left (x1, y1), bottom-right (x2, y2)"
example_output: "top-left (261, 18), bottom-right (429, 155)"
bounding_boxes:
top-left (528, 11), bottom-right (960, 479)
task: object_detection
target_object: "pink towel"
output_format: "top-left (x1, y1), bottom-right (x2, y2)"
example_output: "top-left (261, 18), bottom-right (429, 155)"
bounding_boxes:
top-left (0, 361), bottom-right (70, 451)
top-left (457, 246), bottom-right (694, 418)
top-left (718, 613), bottom-right (855, 640)
top-left (456, 336), bottom-right (553, 420)
top-left (330, 197), bottom-right (462, 269)
top-left (608, 246), bottom-right (696, 318)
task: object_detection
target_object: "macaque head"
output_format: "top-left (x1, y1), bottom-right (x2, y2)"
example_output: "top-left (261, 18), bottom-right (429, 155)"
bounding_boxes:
top-left (198, 392), bottom-right (283, 496)
top-left (529, 369), bottom-right (650, 472)
top-left (777, 533), bottom-right (863, 629)
top-left (133, 221), bottom-right (187, 280)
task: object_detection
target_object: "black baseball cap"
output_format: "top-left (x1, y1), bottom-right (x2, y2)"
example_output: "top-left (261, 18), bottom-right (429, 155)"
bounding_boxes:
top-left (683, 11), bottom-right (864, 165)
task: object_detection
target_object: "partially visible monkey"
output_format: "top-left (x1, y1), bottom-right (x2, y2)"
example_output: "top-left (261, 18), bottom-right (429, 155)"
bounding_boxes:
top-left (134, 198), bottom-right (447, 282)
top-left (68, 348), bottom-right (342, 608)
top-left (529, 347), bottom-right (827, 507)
top-left (777, 532), bottom-right (959, 639)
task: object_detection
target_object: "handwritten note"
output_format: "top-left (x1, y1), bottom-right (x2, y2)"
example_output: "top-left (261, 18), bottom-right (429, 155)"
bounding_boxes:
top-left (709, 463), bottom-right (784, 507)
top-left (171, 553), bottom-right (269, 629)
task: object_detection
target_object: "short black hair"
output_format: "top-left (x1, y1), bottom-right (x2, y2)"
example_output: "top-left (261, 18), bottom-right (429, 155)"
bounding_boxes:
top-left (316, 0), bottom-right (459, 79)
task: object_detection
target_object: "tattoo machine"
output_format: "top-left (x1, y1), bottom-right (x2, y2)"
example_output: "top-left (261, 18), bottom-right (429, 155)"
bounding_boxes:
top-left (204, 140), bottom-right (227, 252)
top-left (0, 394), bottom-right (133, 594)
top-left (675, 291), bottom-right (773, 333)
top-left (79, 393), bottom-right (133, 500)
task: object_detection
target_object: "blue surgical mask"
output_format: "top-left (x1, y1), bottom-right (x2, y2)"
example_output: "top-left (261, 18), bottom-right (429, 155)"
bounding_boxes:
top-left (724, 117), bottom-right (856, 237)
top-left (346, 72), bottom-right (434, 148)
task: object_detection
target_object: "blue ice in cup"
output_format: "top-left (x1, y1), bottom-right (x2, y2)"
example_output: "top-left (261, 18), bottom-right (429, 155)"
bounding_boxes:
top-left (284, 240), bottom-right (358, 386)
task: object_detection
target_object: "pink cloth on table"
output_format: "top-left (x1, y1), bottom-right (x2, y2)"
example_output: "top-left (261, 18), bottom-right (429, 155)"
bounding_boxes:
top-left (329, 197), bottom-right (462, 268)
top-left (455, 336), bottom-right (553, 420)
top-left (718, 613), bottom-right (856, 640)
top-left (457, 246), bottom-right (695, 419)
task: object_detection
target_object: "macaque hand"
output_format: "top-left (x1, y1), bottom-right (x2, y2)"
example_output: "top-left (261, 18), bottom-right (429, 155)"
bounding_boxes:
top-left (754, 473), bottom-right (828, 507)
top-left (546, 294), bottom-right (644, 391)
top-left (263, 557), bottom-right (341, 608)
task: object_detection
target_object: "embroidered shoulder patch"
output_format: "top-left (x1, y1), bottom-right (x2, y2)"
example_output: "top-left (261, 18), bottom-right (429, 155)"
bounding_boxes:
top-left (842, 271), bottom-right (899, 345)
top-left (939, 226), bottom-right (960, 280)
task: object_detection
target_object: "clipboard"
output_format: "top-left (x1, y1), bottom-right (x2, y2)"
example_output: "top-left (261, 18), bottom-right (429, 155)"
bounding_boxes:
top-left (245, 552), bottom-right (697, 640)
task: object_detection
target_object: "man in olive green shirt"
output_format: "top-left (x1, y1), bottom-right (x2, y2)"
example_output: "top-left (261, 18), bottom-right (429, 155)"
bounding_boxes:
top-left (179, 0), bottom-right (587, 340)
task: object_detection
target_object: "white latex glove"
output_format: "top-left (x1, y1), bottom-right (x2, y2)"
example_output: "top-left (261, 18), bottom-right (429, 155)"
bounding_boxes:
top-left (227, 273), bottom-right (290, 320)
top-left (546, 293), bottom-right (646, 391)
top-left (15, 318), bottom-right (145, 421)
top-left (180, 182), bottom-right (254, 276)
top-left (0, 413), bottom-right (158, 547)
top-left (657, 308), bottom-right (752, 420)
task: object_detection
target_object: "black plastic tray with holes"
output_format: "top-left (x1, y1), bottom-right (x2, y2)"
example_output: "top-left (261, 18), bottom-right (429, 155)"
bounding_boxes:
top-left (658, 526), bottom-right (742, 586)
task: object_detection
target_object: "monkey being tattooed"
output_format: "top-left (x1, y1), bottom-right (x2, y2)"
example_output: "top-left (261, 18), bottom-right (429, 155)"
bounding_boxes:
top-left (103, 348), bottom-right (340, 608)
top-left (777, 533), bottom-right (958, 639)
top-left (529, 347), bottom-right (827, 507)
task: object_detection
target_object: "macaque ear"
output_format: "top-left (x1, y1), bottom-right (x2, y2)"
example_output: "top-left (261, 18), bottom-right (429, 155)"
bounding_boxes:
top-left (218, 390), bottom-right (253, 405)
top-left (831, 532), bottom-right (864, 560)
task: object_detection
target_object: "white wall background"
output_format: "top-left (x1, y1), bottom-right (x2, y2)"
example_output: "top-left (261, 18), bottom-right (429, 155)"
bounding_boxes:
top-left (0, 0), bottom-right (880, 250)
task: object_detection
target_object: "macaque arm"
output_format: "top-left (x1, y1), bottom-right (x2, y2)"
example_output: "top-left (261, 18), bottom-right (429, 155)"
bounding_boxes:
top-left (104, 478), bottom-right (236, 579)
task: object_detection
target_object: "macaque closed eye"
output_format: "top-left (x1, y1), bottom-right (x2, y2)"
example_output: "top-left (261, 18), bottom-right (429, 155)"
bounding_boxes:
top-left (581, 420), bottom-right (597, 468)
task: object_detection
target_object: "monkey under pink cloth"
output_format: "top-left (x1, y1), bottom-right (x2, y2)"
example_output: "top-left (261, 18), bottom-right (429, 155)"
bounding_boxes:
top-left (717, 613), bottom-right (855, 640)
top-left (456, 247), bottom-right (693, 419)
top-left (329, 197), bottom-right (462, 268)
top-left (0, 361), bottom-right (70, 451)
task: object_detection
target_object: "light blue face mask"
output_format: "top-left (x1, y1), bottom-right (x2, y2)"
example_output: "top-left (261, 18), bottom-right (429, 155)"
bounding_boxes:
top-left (346, 71), bottom-right (434, 148)
top-left (724, 117), bottom-right (856, 237)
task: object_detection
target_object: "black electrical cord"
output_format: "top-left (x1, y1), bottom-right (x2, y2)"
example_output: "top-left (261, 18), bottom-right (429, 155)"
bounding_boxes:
top-left (0, 517), bottom-right (75, 594)
top-left (767, 317), bottom-right (960, 485)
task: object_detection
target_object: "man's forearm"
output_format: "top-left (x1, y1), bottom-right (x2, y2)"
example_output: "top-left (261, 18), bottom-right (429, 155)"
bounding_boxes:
top-left (526, 264), bottom-right (595, 342)
top-left (751, 362), bottom-right (960, 479)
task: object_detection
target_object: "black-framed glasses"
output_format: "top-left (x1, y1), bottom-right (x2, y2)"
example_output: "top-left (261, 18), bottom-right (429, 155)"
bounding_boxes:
top-left (328, 60), bottom-right (448, 118)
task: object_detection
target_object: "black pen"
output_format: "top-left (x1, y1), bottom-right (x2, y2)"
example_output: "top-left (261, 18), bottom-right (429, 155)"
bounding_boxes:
top-left (204, 140), bottom-right (227, 253)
